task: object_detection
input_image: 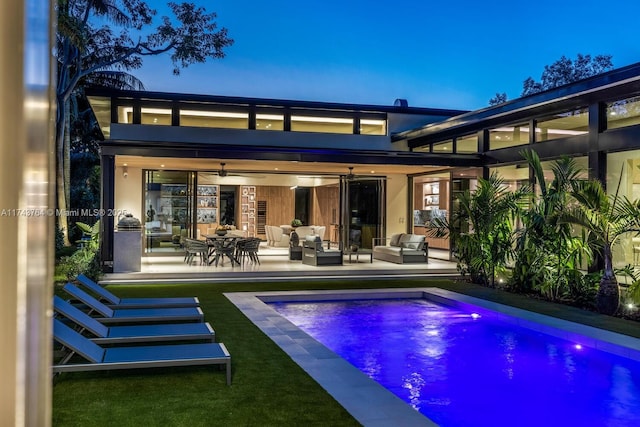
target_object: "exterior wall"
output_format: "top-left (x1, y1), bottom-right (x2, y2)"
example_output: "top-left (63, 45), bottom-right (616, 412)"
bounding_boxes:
top-left (115, 165), bottom-right (142, 222)
top-left (111, 124), bottom-right (394, 151)
top-left (386, 174), bottom-right (409, 237)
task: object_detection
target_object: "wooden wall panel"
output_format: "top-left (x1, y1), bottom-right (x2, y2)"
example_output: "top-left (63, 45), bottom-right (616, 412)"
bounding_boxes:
top-left (255, 186), bottom-right (295, 239)
top-left (312, 185), bottom-right (339, 241)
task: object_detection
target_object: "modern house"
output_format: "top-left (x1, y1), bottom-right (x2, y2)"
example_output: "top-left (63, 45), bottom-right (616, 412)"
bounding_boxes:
top-left (88, 61), bottom-right (640, 272)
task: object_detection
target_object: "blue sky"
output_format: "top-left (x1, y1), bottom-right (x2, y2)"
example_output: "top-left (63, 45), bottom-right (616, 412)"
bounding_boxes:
top-left (135, 1), bottom-right (640, 110)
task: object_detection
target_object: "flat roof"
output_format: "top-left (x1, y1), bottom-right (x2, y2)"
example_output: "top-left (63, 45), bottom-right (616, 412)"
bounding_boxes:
top-left (394, 61), bottom-right (640, 144)
top-left (85, 87), bottom-right (469, 117)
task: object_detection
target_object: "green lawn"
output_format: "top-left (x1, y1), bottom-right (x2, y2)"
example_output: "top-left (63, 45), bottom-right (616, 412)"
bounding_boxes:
top-left (52, 278), bottom-right (640, 426)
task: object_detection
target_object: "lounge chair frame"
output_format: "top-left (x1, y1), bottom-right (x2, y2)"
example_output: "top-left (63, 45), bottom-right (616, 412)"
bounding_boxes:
top-left (53, 319), bottom-right (231, 385)
top-left (54, 296), bottom-right (215, 344)
top-left (64, 283), bottom-right (204, 324)
top-left (76, 274), bottom-right (200, 308)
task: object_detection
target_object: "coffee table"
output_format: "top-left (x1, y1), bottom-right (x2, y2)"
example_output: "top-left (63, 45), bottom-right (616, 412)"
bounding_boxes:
top-left (345, 248), bottom-right (372, 263)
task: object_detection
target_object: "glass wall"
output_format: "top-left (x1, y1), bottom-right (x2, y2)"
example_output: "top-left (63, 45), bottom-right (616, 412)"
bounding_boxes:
top-left (291, 115), bottom-right (353, 134)
top-left (535, 108), bottom-right (588, 142)
top-left (144, 170), bottom-right (192, 254)
top-left (180, 110), bottom-right (249, 129)
top-left (456, 134), bottom-right (478, 153)
top-left (118, 106), bottom-right (133, 124)
top-left (256, 113), bottom-right (284, 131)
top-left (141, 107), bottom-right (172, 125)
top-left (432, 139), bottom-right (453, 153)
top-left (360, 119), bottom-right (386, 135)
top-left (606, 96), bottom-right (640, 130)
top-left (489, 123), bottom-right (529, 150)
top-left (607, 150), bottom-right (640, 269)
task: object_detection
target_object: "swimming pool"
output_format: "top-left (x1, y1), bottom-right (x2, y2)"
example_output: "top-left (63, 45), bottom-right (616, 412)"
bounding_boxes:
top-left (226, 288), bottom-right (640, 426)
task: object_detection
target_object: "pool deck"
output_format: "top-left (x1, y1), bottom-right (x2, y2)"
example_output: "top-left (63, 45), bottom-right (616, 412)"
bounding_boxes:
top-left (225, 288), bottom-right (640, 427)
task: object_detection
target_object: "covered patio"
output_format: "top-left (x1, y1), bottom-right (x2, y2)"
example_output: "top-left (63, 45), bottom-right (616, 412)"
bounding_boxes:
top-left (102, 247), bottom-right (458, 284)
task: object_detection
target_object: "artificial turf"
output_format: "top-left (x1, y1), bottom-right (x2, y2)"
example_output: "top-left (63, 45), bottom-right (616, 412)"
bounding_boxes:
top-left (52, 278), bottom-right (640, 426)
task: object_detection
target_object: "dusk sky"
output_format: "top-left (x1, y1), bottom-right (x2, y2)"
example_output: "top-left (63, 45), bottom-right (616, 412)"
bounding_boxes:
top-left (135, 1), bottom-right (640, 110)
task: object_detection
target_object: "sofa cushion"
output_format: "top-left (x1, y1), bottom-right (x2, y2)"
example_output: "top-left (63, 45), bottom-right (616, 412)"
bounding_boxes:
top-left (399, 234), bottom-right (425, 250)
top-left (373, 246), bottom-right (403, 256)
top-left (304, 235), bottom-right (324, 252)
top-left (389, 233), bottom-right (404, 247)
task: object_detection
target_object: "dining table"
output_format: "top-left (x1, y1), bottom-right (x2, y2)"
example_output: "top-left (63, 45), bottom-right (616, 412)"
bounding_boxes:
top-left (204, 235), bottom-right (242, 266)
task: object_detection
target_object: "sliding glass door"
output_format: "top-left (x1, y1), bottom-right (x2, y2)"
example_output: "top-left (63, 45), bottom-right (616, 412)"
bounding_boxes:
top-left (143, 170), bottom-right (194, 254)
top-left (340, 177), bottom-right (385, 250)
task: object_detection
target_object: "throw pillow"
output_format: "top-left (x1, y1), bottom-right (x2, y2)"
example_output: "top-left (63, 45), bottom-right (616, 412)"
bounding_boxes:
top-left (389, 233), bottom-right (404, 247)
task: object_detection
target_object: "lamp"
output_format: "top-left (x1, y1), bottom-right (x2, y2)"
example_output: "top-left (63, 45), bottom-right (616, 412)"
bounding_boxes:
top-left (122, 166), bottom-right (128, 178)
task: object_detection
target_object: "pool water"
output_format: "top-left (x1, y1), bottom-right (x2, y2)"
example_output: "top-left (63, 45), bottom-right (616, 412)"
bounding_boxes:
top-left (270, 298), bottom-right (640, 427)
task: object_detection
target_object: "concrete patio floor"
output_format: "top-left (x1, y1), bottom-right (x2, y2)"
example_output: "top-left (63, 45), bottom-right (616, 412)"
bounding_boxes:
top-left (102, 247), bottom-right (459, 284)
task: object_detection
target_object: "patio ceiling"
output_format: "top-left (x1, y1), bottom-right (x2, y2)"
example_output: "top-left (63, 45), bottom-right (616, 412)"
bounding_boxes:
top-left (116, 155), bottom-right (449, 176)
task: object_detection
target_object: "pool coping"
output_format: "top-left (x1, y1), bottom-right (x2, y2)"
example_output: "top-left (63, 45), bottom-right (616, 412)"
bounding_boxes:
top-left (224, 288), bottom-right (640, 426)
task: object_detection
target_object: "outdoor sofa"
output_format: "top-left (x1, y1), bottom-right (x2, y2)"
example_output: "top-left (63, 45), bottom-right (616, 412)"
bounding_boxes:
top-left (372, 233), bottom-right (428, 264)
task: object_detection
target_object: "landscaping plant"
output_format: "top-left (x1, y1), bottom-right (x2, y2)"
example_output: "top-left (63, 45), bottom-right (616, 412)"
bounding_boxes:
top-left (430, 173), bottom-right (527, 287)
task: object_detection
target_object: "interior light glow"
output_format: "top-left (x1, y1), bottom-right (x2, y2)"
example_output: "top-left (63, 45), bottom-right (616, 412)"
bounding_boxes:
top-left (360, 119), bottom-right (385, 125)
top-left (160, 164), bottom-right (165, 168)
top-left (291, 115), bottom-right (353, 124)
top-left (141, 108), bottom-right (171, 115)
top-left (627, 303), bottom-right (634, 309)
top-left (180, 109), bottom-right (248, 119)
top-left (575, 344), bottom-right (583, 350)
top-left (470, 313), bottom-right (481, 320)
top-left (533, 128), bottom-right (587, 135)
top-left (123, 163), bottom-right (128, 166)
top-left (289, 185), bottom-right (298, 190)
top-left (256, 114), bottom-right (284, 120)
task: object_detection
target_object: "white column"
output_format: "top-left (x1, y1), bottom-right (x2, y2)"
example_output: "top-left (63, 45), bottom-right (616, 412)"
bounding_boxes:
top-left (0, 0), bottom-right (54, 425)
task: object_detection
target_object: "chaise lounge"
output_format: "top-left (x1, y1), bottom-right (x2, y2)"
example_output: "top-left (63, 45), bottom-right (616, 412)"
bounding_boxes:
top-left (76, 274), bottom-right (200, 308)
top-left (54, 296), bottom-right (215, 344)
top-left (372, 233), bottom-right (428, 264)
top-left (63, 283), bottom-right (204, 324)
top-left (52, 319), bottom-right (231, 385)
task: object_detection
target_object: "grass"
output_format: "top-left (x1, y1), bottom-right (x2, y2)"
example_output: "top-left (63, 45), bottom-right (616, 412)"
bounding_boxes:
top-left (52, 278), bottom-right (640, 426)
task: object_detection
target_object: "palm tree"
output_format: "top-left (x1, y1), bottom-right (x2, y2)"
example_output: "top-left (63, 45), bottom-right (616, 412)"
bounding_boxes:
top-left (561, 177), bottom-right (640, 314)
top-left (429, 173), bottom-right (528, 287)
top-left (512, 151), bottom-right (591, 301)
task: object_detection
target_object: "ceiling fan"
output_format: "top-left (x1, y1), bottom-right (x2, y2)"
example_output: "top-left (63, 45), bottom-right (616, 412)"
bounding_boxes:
top-left (215, 163), bottom-right (265, 178)
top-left (344, 166), bottom-right (389, 181)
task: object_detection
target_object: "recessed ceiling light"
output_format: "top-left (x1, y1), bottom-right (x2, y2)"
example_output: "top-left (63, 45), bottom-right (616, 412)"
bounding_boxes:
top-left (370, 170), bottom-right (375, 174)
top-left (160, 164), bottom-right (165, 168)
top-left (123, 163), bottom-right (128, 166)
top-left (274, 167), bottom-right (279, 171)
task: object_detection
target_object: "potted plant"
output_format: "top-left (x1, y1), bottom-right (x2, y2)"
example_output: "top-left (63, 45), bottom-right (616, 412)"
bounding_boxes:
top-left (290, 219), bottom-right (303, 228)
top-left (216, 224), bottom-right (232, 236)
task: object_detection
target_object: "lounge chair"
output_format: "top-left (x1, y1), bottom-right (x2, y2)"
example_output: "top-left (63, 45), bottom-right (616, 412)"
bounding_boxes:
top-left (63, 283), bottom-right (204, 324)
top-left (53, 319), bottom-right (231, 385)
top-left (76, 274), bottom-right (200, 308)
top-left (54, 296), bottom-right (215, 344)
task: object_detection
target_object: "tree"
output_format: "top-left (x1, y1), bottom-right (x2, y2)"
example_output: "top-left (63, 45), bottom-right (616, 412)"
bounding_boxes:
top-left (55, 0), bottom-right (233, 244)
top-left (521, 54), bottom-right (613, 97)
top-left (488, 54), bottom-right (614, 106)
top-left (488, 92), bottom-right (508, 106)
